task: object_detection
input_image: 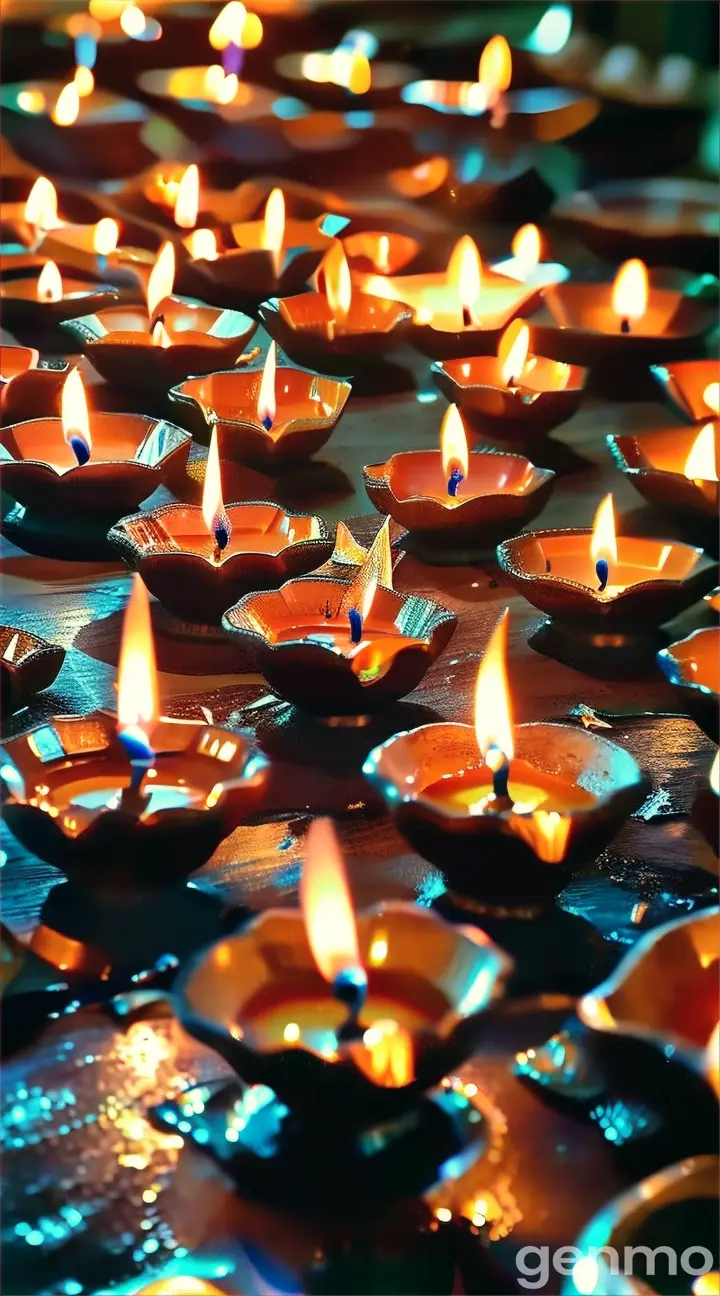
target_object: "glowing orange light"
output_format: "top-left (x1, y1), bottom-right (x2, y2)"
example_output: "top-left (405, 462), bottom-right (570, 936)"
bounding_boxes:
top-left (74, 65), bottom-right (95, 96)
top-left (37, 260), bottom-right (63, 302)
top-left (703, 382), bottom-right (719, 416)
top-left (117, 574), bottom-right (159, 750)
top-left (215, 72), bottom-right (238, 104)
top-left (376, 234), bottom-right (390, 274)
top-left (240, 11), bottom-right (263, 49)
top-left (300, 817), bottom-right (362, 984)
top-left (590, 494), bottom-right (618, 571)
top-left (440, 404), bottom-right (469, 482)
top-left (89, 0), bottom-right (126, 17)
top-left (174, 164), bottom-right (199, 230)
top-left (446, 235), bottom-right (482, 324)
top-left (355, 1020), bottom-right (414, 1088)
top-left (257, 342), bottom-right (277, 428)
top-left (324, 243), bottom-right (352, 323)
top-left (611, 258), bottom-right (648, 327)
top-left (93, 217), bottom-right (119, 256)
top-left (347, 52), bottom-right (372, 95)
top-left (498, 319), bottom-right (530, 388)
top-left (17, 90), bottom-right (46, 114)
top-left (693, 1271), bottom-right (720, 1296)
top-left (510, 224), bottom-right (541, 280)
top-left (187, 228), bottom-right (218, 261)
top-left (52, 82), bottom-right (80, 126)
top-left (685, 423), bottom-right (718, 482)
top-left (474, 607), bottom-right (514, 764)
top-left (119, 5), bottom-right (147, 37)
top-left (147, 241), bottom-right (175, 318)
top-left (62, 368), bottom-right (92, 456)
top-left (478, 34), bottom-right (512, 104)
top-left (261, 187), bottom-right (285, 275)
top-left (24, 177), bottom-right (58, 233)
top-left (151, 319), bottom-right (172, 348)
top-left (202, 428), bottom-right (226, 537)
top-left (209, 1), bottom-right (246, 49)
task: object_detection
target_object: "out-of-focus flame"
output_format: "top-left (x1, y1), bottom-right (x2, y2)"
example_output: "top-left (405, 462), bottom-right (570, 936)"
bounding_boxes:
top-left (215, 72), bottom-right (238, 103)
top-left (261, 187), bottom-right (285, 274)
top-left (498, 319), bottom-right (530, 388)
top-left (685, 423), bottom-right (718, 482)
top-left (187, 228), bottom-right (218, 261)
top-left (510, 224), bottom-right (541, 280)
top-left (120, 5), bottom-right (147, 37)
top-left (611, 258), bottom-right (648, 326)
top-left (478, 34), bottom-right (512, 105)
top-left (257, 341), bottom-right (277, 428)
top-left (324, 243), bottom-right (352, 322)
top-left (209, 1), bottom-right (246, 49)
top-left (147, 241), bottom-right (175, 318)
top-left (353, 1020), bottom-right (414, 1088)
top-left (202, 428), bottom-right (226, 535)
top-left (62, 368), bottom-right (92, 457)
top-left (37, 260), bottom-right (63, 302)
top-left (693, 1271), bottom-right (720, 1296)
top-left (703, 382), bottom-right (719, 416)
top-left (347, 52), bottom-right (372, 95)
top-left (446, 235), bottom-right (482, 324)
top-left (151, 319), bottom-right (172, 348)
top-left (376, 234), bottom-right (390, 274)
top-left (300, 817), bottom-right (362, 984)
top-left (117, 574), bottom-right (159, 750)
top-left (93, 217), bottom-right (119, 255)
top-left (24, 176), bottom-right (58, 233)
top-left (74, 65), bottom-right (95, 97)
top-left (441, 404), bottom-right (469, 480)
top-left (474, 607), bottom-right (514, 763)
top-left (590, 493), bottom-right (618, 569)
top-left (52, 82), bottom-right (80, 126)
top-left (174, 164), bottom-right (199, 230)
top-left (203, 64), bottom-right (225, 98)
top-left (241, 12), bottom-right (263, 48)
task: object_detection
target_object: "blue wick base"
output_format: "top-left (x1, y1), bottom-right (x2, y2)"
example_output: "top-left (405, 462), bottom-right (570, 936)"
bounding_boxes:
top-left (447, 469), bottom-right (464, 498)
top-left (596, 558), bottom-right (609, 593)
top-left (348, 607), bottom-right (363, 644)
top-left (213, 514), bottom-right (232, 553)
top-left (69, 436), bottom-right (90, 467)
top-left (261, 415), bottom-right (274, 432)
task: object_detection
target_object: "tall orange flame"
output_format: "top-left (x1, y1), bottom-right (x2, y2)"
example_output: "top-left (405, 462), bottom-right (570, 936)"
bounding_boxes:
top-left (324, 242), bottom-right (352, 322)
top-left (474, 607), bottom-right (514, 763)
top-left (147, 241), bottom-right (175, 318)
top-left (93, 217), bottom-right (119, 255)
top-left (685, 423), bottom-right (717, 482)
top-left (52, 82), bottom-right (80, 126)
top-left (300, 817), bottom-right (362, 984)
top-left (37, 260), bottom-right (63, 302)
top-left (174, 164), bottom-right (199, 230)
top-left (498, 319), bottom-right (530, 388)
top-left (262, 187), bottom-right (285, 274)
top-left (187, 228), bottom-right (218, 261)
top-left (590, 494), bottom-right (618, 569)
top-left (62, 368), bottom-right (92, 456)
top-left (446, 235), bottom-right (482, 323)
top-left (202, 428), bottom-right (226, 538)
top-left (478, 34), bottom-right (512, 104)
top-left (116, 574), bottom-right (159, 748)
top-left (440, 404), bottom-right (469, 481)
top-left (24, 177), bottom-right (58, 233)
top-left (256, 342), bottom-right (277, 428)
top-left (611, 259), bottom-right (648, 327)
top-left (510, 224), bottom-right (541, 279)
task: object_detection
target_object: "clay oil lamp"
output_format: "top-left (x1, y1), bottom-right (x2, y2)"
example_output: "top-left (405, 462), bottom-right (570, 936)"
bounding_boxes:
top-left (62, 241), bottom-right (257, 394)
top-left (693, 751), bottom-right (719, 858)
top-left (497, 494), bottom-right (716, 673)
top-left (0, 625), bottom-right (65, 717)
top-left (361, 235), bottom-right (542, 362)
top-left (364, 402), bottom-right (554, 564)
top-left (608, 408), bottom-right (719, 520)
top-left (491, 223), bottom-right (569, 288)
top-left (1, 175), bottom-right (64, 273)
top-left (650, 361), bottom-right (720, 425)
top-left (223, 529), bottom-right (457, 717)
top-left (532, 257), bottom-right (717, 374)
top-left (658, 627), bottom-right (719, 742)
top-left (0, 575), bottom-right (269, 894)
top-left (0, 258), bottom-right (118, 346)
top-left (364, 609), bottom-right (649, 910)
top-left (431, 319), bottom-right (587, 444)
top-left (17, 176), bottom-right (124, 281)
top-left (170, 342), bottom-right (352, 468)
top-left (1, 367), bottom-right (192, 522)
top-left (164, 814), bottom-right (511, 1204)
top-left (386, 151), bottom-right (555, 228)
top-left (108, 429), bottom-right (333, 626)
top-left (259, 242), bottom-right (413, 377)
top-left (0, 346), bottom-right (69, 426)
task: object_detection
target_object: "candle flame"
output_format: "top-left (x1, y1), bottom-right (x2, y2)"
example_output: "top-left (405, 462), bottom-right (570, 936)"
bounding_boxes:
top-left (147, 241), bottom-right (175, 318)
top-left (93, 217), bottom-right (119, 255)
top-left (354, 1020), bottom-right (414, 1088)
top-left (498, 319), bottom-right (530, 388)
top-left (440, 404), bottom-right (469, 480)
top-left (62, 368), bottom-right (92, 458)
top-left (590, 493), bottom-right (618, 568)
top-left (611, 259), bottom-right (648, 326)
top-left (203, 64), bottom-right (225, 98)
top-left (117, 574), bottom-right (159, 750)
top-left (347, 52), bottom-right (372, 95)
top-left (74, 65), bottom-right (95, 96)
top-left (262, 187), bottom-right (285, 275)
top-left (478, 34), bottom-right (512, 103)
top-left (474, 607), bottom-right (514, 764)
top-left (52, 82), bottom-right (80, 126)
top-left (300, 817), bottom-right (362, 985)
top-left (703, 382), bottom-right (719, 416)
top-left (685, 423), bottom-right (718, 482)
top-left (215, 72), bottom-right (238, 104)
top-left (209, 1), bottom-right (246, 49)
top-left (376, 234), bottom-right (390, 274)
top-left (151, 319), bottom-right (173, 348)
top-left (202, 428), bottom-right (226, 536)
top-left (344, 554), bottom-right (378, 626)
top-left (37, 260), bottom-right (63, 302)
top-left (257, 342), bottom-right (277, 428)
top-left (510, 224), bottom-right (541, 280)
top-left (324, 242), bottom-right (352, 323)
top-left (187, 228), bottom-right (218, 261)
top-left (24, 176), bottom-right (58, 232)
top-left (447, 235), bottom-right (482, 324)
top-left (174, 164), bottom-right (199, 230)
top-left (120, 5), bottom-right (147, 37)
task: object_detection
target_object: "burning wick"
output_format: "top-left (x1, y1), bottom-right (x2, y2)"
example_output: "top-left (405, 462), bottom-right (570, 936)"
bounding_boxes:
top-left (70, 436), bottom-right (90, 466)
top-left (212, 508), bottom-right (232, 559)
top-left (447, 465), bottom-right (464, 498)
top-left (486, 744), bottom-right (512, 807)
top-left (116, 575), bottom-right (158, 797)
top-left (596, 557), bottom-right (609, 592)
top-left (333, 965), bottom-right (368, 1042)
top-left (348, 605), bottom-right (363, 644)
top-left (117, 725), bottom-right (155, 792)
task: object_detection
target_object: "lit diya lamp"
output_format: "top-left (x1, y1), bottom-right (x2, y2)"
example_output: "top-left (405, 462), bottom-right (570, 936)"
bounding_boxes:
top-left (533, 257), bottom-right (717, 371)
top-left (658, 627), bottom-right (719, 742)
top-left (693, 751), bottom-right (719, 858)
top-left (360, 235), bottom-right (542, 361)
top-left (15, 176), bottom-right (124, 280)
top-left (0, 258), bottom-right (118, 344)
top-left (276, 30), bottom-right (418, 111)
top-left (108, 428), bottom-right (333, 625)
top-left (0, 625), bottom-right (65, 717)
top-left (339, 228), bottom-right (422, 277)
top-left (650, 361), bottom-right (720, 425)
top-left (364, 402), bottom-right (555, 563)
top-left (608, 398), bottom-right (719, 520)
top-left (169, 343), bottom-right (352, 468)
top-left (497, 493), bottom-right (716, 662)
top-left (491, 223), bottom-right (569, 287)
top-left (0, 367), bottom-right (192, 519)
top-left (259, 242), bottom-right (413, 377)
top-left (0, 574), bottom-right (269, 892)
top-left (223, 529), bottom-right (457, 716)
top-left (168, 814), bottom-right (511, 1168)
top-left (364, 609), bottom-right (649, 909)
top-left (0, 346), bottom-right (69, 426)
top-left (62, 241), bottom-right (257, 394)
top-left (431, 319), bottom-right (587, 443)
top-left (1, 175), bottom-right (63, 272)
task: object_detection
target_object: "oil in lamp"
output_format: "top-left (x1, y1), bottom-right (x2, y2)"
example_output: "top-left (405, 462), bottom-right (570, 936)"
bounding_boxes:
top-left (363, 402), bottom-right (555, 563)
top-left (658, 627), bottom-right (719, 742)
top-left (491, 224), bottom-right (569, 287)
top-left (62, 240), bottom-right (257, 394)
top-left (365, 608), bottom-right (649, 909)
top-left (0, 255), bottom-right (118, 344)
top-left (222, 535), bottom-right (457, 716)
top-left (497, 492), bottom-right (716, 673)
top-left (259, 242), bottom-right (413, 377)
top-left (155, 814), bottom-right (512, 1207)
top-left (650, 361), bottom-right (720, 425)
top-left (0, 345), bottom-right (69, 426)
top-left (431, 319), bottom-right (588, 444)
top-left (0, 625), bottom-right (65, 717)
top-left (608, 399), bottom-right (719, 520)
top-left (169, 343), bottom-right (352, 469)
top-left (108, 428), bottom-right (334, 626)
